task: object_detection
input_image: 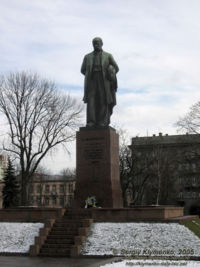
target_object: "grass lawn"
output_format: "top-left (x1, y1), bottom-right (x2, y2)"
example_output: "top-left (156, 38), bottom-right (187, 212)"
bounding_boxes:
top-left (181, 218), bottom-right (200, 238)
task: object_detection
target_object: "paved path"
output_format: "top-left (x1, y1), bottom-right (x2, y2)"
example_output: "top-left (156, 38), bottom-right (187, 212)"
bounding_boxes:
top-left (0, 256), bottom-right (119, 267)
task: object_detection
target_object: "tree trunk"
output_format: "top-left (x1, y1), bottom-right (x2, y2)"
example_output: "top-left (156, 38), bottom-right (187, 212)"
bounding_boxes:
top-left (156, 171), bottom-right (161, 206)
top-left (21, 175), bottom-right (28, 206)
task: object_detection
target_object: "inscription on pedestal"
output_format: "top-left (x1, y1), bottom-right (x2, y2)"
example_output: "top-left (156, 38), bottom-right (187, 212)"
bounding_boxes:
top-left (82, 137), bottom-right (105, 164)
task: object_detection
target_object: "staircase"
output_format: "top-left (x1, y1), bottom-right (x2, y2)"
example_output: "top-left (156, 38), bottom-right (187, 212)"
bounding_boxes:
top-left (30, 209), bottom-right (93, 257)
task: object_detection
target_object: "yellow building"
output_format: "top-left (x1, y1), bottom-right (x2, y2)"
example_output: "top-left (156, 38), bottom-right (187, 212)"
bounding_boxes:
top-left (0, 154), bottom-right (8, 181)
top-left (27, 174), bottom-right (76, 208)
top-left (0, 183), bottom-right (3, 208)
top-left (0, 173), bottom-right (76, 208)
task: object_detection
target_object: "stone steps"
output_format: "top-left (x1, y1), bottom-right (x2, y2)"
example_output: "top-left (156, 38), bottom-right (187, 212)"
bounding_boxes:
top-left (35, 209), bottom-right (93, 257)
top-left (50, 228), bottom-right (78, 236)
top-left (42, 243), bottom-right (72, 248)
top-left (65, 209), bottom-right (92, 216)
top-left (51, 224), bottom-right (80, 229)
top-left (54, 218), bottom-right (92, 224)
top-left (46, 238), bottom-right (73, 244)
top-left (64, 216), bottom-right (92, 221)
top-left (53, 223), bottom-right (82, 228)
top-left (40, 247), bottom-right (70, 257)
top-left (46, 237), bottom-right (74, 242)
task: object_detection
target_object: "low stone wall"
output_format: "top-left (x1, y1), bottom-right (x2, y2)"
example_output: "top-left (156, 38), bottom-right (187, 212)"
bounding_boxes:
top-left (0, 206), bottom-right (185, 223)
top-left (90, 206), bottom-right (184, 222)
top-left (0, 207), bottom-right (66, 222)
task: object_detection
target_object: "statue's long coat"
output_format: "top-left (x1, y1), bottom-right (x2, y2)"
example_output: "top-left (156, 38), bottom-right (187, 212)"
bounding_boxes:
top-left (81, 50), bottom-right (119, 109)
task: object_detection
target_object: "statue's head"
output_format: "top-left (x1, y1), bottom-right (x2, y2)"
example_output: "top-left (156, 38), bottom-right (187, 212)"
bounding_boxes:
top-left (92, 37), bottom-right (103, 51)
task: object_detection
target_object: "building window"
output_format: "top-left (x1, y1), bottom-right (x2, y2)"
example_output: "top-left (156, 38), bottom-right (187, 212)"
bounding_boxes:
top-left (192, 163), bottom-right (196, 171)
top-left (192, 192), bottom-right (196, 199)
top-left (59, 197), bottom-right (64, 206)
top-left (178, 191), bottom-right (183, 199)
top-left (52, 185), bottom-right (56, 193)
top-left (29, 196), bottom-right (34, 205)
top-left (37, 185), bottom-right (41, 194)
top-left (59, 184), bottom-right (64, 193)
top-left (29, 185), bottom-right (34, 193)
top-left (186, 163), bottom-right (190, 171)
top-left (192, 177), bottom-right (196, 186)
top-left (184, 177), bottom-right (190, 186)
top-left (36, 196), bottom-right (41, 205)
top-left (45, 197), bottom-right (49, 205)
top-left (52, 196), bottom-right (57, 205)
top-left (178, 164), bottom-right (182, 171)
top-left (68, 195), bottom-right (73, 206)
top-left (45, 184), bottom-right (50, 193)
top-left (185, 191), bottom-right (192, 199)
top-left (69, 183), bottom-right (73, 193)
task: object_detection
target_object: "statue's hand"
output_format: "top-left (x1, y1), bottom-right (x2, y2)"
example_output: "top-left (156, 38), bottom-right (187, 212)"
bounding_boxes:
top-left (107, 65), bottom-right (116, 82)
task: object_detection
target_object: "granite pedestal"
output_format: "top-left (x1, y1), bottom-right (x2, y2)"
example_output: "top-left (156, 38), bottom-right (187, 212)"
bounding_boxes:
top-left (73, 127), bottom-right (123, 208)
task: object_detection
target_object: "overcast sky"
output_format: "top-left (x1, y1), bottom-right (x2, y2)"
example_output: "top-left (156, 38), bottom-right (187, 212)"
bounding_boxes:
top-left (1, 0), bottom-right (200, 173)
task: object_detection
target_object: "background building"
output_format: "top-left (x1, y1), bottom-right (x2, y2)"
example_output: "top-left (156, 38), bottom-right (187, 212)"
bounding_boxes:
top-left (0, 154), bottom-right (9, 208)
top-left (27, 173), bottom-right (76, 208)
top-left (0, 173), bottom-right (76, 208)
top-left (130, 133), bottom-right (200, 214)
top-left (0, 154), bottom-right (8, 181)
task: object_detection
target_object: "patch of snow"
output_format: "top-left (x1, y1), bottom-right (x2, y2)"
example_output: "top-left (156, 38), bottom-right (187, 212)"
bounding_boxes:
top-left (101, 259), bottom-right (200, 267)
top-left (81, 223), bottom-right (200, 257)
top-left (0, 222), bottom-right (43, 253)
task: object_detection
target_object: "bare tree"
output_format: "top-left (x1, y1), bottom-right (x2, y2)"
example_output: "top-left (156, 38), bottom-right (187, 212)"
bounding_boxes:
top-left (60, 167), bottom-right (76, 180)
top-left (0, 71), bottom-right (83, 205)
top-left (119, 140), bottom-right (133, 206)
top-left (114, 127), bottom-right (132, 206)
top-left (118, 128), bottom-right (152, 206)
top-left (131, 150), bottom-right (155, 205)
top-left (176, 101), bottom-right (200, 134)
top-left (126, 140), bottom-right (179, 206)
top-left (146, 146), bottom-right (178, 205)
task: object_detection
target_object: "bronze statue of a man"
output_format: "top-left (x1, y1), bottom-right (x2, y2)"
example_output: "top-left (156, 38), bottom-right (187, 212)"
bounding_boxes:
top-left (81, 37), bottom-right (119, 127)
